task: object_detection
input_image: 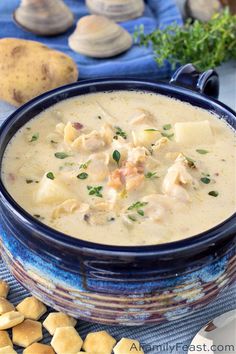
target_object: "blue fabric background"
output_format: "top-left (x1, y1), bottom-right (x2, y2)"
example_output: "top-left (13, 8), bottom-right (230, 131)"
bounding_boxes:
top-left (0, 0), bottom-right (182, 80)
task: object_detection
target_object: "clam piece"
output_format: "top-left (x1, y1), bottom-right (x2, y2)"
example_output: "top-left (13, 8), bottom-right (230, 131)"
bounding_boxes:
top-left (86, 0), bottom-right (145, 22)
top-left (14, 0), bottom-right (74, 36)
top-left (68, 15), bottom-right (132, 58)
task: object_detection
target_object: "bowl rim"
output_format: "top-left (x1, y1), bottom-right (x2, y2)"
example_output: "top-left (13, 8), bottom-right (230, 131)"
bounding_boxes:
top-left (0, 78), bottom-right (235, 257)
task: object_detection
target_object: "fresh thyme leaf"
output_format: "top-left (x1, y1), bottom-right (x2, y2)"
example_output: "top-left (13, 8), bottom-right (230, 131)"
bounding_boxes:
top-left (79, 160), bottom-right (91, 170)
top-left (196, 149), bottom-right (209, 154)
top-left (114, 126), bottom-right (127, 139)
top-left (208, 190), bottom-right (219, 197)
top-left (54, 152), bottom-right (70, 159)
top-left (135, 9), bottom-right (236, 71)
top-left (145, 171), bottom-right (158, 179)
top-left (29, 132), bottom-right (39, 142)
top-left (201, 177), bottom-right (211, 184)
top-left (51, 140), bottom-right (58, 144)
top-left (128, 215), bottom-right (137, 222)
top-left (87, 185), bottom-right (103, 198)
top-left (112, 150), bottom-right (121, 165)
top-left (161, 132), bottom-right (174, 139)
top-left (144, 129), bottom-right (159, 132)
top-left (98, 115), bottom-right (102, 120)
top-left (163, 124), bottom-right (172, 131)
top-left (46, 172), bottom-right (55, 180)
top-left (128, 201), bottom-right (148, 210)
top-left (137, 210), bottom-right (145, 216)
top-left (77, 172), bottom-right (88, 180)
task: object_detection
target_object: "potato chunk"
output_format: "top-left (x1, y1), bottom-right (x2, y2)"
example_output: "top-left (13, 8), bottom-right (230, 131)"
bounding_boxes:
top-left (36, 174), bottom-right (72, 204)
top-left (175, 120), bottom-right (213, 145)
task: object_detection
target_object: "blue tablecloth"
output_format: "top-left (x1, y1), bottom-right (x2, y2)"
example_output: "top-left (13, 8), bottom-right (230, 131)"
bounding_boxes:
top-left (0, 0), bottom-right (183, 80)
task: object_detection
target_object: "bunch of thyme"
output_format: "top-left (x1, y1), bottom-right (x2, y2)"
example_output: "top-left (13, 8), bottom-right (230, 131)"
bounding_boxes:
top-left (134, 9), bottom-right (236, 71)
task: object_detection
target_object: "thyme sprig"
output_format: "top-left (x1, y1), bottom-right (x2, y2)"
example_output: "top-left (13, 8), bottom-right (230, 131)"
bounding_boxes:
top-left (135, 9), bottom-right (236, 71)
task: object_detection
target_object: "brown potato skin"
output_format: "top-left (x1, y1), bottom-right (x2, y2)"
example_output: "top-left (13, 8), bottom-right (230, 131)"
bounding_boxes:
top-left (0, 38), bottom-right (79, 106)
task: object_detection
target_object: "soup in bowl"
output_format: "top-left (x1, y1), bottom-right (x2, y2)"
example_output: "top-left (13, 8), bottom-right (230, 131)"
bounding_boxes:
top-left (0, 67), bottom-right (235, 325)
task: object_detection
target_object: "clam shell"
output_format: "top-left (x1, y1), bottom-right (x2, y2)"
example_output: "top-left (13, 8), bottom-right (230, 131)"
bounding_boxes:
top-left (68, 15), bottom-right (133, 58)
top-left (86, 0), bottom-right (145, 22)
top-left (13, 0), bottom-right (74, 36)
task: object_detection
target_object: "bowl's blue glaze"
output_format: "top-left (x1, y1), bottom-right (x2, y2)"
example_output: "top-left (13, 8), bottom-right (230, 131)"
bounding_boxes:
top-left (0, 78), bottom-right (235, 325)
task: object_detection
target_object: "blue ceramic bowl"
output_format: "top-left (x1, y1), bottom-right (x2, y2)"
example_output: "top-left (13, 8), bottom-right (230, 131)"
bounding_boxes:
top-left (0, 65), bottom-right (235, 326)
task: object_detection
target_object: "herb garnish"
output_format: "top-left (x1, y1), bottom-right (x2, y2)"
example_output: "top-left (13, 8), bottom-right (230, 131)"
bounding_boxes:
top-left (87, 185), bottom-right (103, 198)
top-left (196, 149), bottom-right (209, 155)
top-left (161, 132), bottom-right (174, 140)
top-left (112, 150), bottom-right (121, 165)
top-left (29, 133), bottom-right (39, 142)
top-left (114, 127), bottom-right (127, 140)
top-left (135, 9), bottom-right (236, 72)
top-left (26, 179), bottom-right (34, 184)
top-left (144, 129), bottom-right (159, 132)
top-left (208, 191), bottom-right (219, 197)
top-left (127, 201), bottom-right (148, 218)
top-left (128, 215), bottom-right (137, 222)
top-left (200, 177), bottom-right (211, 184)
top-left (77, 172), bottom-right (88, 180)
top-left (163, 124), bottom-right (172, 131)
top-left (137, 210), bottom-right (145, 216)
top-left (145, 171), bottom-right (158, 179)
top-left (51, 140), bottom-right (58, 144)
top-left (98, 115), bottom-right (102, 120)
top-left (46, 172), bottom-right (55, 180)
top-left (128, 201), bottom-right (148, 210)
top-left (54, 152), bottom-right (70, 159)
top-left (79, 160), bottom-right (91, 170)
top-left (184, 155), bottom-right (196, 169)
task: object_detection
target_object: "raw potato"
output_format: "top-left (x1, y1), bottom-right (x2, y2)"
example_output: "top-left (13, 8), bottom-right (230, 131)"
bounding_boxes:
top-left (0, 38), bottom-right (78, 106)
top-left (174, 120), bottom-right (213, 145)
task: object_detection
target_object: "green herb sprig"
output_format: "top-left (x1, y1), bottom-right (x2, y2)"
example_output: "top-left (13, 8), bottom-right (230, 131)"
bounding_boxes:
top-left (135, 9), bottom-right (236, 71)
top-left (87, 185), bottom-right (103, 198)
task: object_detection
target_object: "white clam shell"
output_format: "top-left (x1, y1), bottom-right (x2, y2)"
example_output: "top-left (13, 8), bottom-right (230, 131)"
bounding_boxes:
top-left (68, 15), bottom-right (133, 58)
top-left (14, 0), bottom-right (74, 36)
top-left (86, 0), bottom-right (145, 22)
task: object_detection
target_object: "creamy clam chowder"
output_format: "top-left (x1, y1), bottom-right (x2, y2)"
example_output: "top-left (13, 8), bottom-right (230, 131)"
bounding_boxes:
top-left (2, 91), bottom-right (236, 246)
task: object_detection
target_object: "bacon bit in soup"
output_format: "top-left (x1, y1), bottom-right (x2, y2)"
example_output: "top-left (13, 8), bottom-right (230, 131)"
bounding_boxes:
top-left (72, 122), bottom-right (84, 130)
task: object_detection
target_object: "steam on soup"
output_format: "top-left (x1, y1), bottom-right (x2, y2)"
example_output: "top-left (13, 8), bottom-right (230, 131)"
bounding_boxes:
top-left (2, 91), bottom-right (236, 246)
